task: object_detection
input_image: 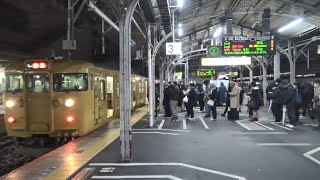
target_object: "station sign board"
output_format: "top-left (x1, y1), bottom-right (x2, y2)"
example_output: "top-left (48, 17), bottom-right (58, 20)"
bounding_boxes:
top-left (196, 69), bottom-right (215, 77)
top-left (207, 46), bottom-right (221, 57)
top-left (166, 42), bottom-right (182, 55)
top-left (201, 57), bottom-right (251, 66)
top-left (222, 36), bottom-right (276, 56)
top-left (174, 72), bottom-right (183, 77)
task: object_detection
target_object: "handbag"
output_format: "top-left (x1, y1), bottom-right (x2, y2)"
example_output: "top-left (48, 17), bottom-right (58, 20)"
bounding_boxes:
top-left (246, 100), bottom-right (256, 109)
top-left (207, 99), bottom-right (215, 106)
top-left (183, 96), bottom-right (188, 103)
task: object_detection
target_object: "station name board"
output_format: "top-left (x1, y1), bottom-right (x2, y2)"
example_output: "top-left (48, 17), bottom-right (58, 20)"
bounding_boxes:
top-left (222, 36), bottom-right (276, 56)
top-left (196, 70), bottom-right (215, 77)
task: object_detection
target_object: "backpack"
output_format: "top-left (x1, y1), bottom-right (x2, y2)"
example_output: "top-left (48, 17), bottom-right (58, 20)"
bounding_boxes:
top-left (278, 87), bottom-right (290, 105)
top-left (295, 91), bottom-right (302, 105)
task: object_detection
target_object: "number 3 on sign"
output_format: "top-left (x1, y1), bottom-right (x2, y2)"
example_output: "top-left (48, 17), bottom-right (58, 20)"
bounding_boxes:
top-left (166, 42), bottom-right (182, 55)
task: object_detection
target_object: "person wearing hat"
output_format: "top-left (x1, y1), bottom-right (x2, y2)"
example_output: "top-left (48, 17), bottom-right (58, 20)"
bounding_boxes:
top-left (313, 79), bottom-right (320, 128)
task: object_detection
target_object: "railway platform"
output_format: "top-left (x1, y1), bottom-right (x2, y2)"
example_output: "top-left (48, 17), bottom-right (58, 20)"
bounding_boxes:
top-left (2, 106), bottom-right (320, 180)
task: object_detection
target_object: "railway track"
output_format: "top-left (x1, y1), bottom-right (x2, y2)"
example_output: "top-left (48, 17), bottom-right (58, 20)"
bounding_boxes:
top-left (0, 136), bottom-right (14, 149)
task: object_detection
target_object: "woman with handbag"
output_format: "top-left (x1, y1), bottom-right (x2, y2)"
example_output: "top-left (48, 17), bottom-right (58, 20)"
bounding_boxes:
top-left (208, 84), bottom-right (218, 120)
top-left (249, 82), bottom-right (261, 121)
top-left (186, 83), bottom-right (197, 120)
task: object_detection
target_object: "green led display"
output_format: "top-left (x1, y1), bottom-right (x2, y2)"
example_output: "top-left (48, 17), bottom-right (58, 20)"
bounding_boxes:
top-left (196, 70), bottom-right (215, 77)
top-left (207, 46), bottom-right (221, 57)
top-left (222, 36), bottom-right (276, 56)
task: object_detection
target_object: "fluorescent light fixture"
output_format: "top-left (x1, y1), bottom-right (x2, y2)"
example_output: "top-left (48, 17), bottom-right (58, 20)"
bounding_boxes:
top-left (177, 0), bottom-right (183, 8)
top-left (278, 18), bottom-right (303, 32)
top-left (213, 26), bottom-right (223, 37)
top-left (178, 28), bottom-right (182, 36)
top-left (178, 23), bottom-right (182, 28)
top-left (201, 57), bottom-right (251, 66)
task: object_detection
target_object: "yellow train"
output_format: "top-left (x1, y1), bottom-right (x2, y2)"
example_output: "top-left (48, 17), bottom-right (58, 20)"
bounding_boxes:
top-left (4, 59), bottom-right (147, 145)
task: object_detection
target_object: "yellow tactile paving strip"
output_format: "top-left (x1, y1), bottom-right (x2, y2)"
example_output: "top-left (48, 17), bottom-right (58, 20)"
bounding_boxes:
top-left (0, 106), bottom-right (148, 180)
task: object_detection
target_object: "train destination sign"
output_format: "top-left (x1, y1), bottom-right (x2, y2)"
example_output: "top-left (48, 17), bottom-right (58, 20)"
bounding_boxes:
top-left (196, 69), bottom-right (215, 77)
top-left (222, 36), bottom-right (276, 56)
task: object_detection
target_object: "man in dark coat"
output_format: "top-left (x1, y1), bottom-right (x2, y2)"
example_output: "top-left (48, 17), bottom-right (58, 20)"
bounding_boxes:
top-left (186, 83), bottom-right (197, 120)
top-left (169, 81), bottom-right (181, 121)
top-left (163, 82), bottom-right (172, 117)
top-left (219, 82), bottom-right (227, 105)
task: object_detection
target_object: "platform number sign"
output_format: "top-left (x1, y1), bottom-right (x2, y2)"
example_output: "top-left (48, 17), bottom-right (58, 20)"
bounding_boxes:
top-left (166, 42), bottom-right (182, 55)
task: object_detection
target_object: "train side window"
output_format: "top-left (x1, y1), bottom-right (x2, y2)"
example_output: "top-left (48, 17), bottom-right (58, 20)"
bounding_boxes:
top-left (100, 80), bottom-right (106, 101)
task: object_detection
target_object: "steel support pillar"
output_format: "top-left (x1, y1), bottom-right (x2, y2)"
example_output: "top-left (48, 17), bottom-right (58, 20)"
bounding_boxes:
top-left (253, 56), bottom-right (267, 105)
top-left (159, 62), bottom-right (165, 113)
top-left (147, 24), bottom-right (155, 127)
top-left (119, 0), bottom-right (139, 162)
top-left (102, 19), bottom-right (105, 54)
top-left (274, 50), bottom-right (280, 80)
top-left (185, 60), bottom-right (189, 83)
top-left (245, 65), bottom-right (253, 83)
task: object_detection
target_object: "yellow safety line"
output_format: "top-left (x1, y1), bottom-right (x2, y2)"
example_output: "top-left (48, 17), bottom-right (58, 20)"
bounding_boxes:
top-left (44, 106), bottom-right (148, 180)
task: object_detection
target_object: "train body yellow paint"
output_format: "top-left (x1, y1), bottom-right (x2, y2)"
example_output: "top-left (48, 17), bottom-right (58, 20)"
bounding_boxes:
top-left (4, 60), bottom-right (147, 138)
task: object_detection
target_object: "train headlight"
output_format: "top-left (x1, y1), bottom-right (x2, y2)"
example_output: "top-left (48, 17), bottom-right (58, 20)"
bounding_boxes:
top-left (6, 100), bottom-right (15, 108)
top-left (65, 99), bottom-right (74, 107)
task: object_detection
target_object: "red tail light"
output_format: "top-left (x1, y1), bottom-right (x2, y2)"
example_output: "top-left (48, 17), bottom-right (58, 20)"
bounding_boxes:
top-left (66, 116), bottom-right (74, 123)
top-left (8, 117), bottom-right (16, 123)
top-left (31, 62), bottom-right (48, 69)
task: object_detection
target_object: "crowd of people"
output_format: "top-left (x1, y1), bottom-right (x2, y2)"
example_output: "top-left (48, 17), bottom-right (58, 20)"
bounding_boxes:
top-left (162, 80), bottom-right (251, 121)
top-left (160, 78), bottom-right (320, 129)
top-left (268, 78), bottom-right (320, 128)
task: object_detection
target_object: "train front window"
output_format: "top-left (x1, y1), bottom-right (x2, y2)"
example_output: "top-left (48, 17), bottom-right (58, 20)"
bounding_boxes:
top-left (27, 74), bottom-right (50, 93)
top-left (53, 73), bottom-right (88, 92)
top-left (5, 74), bottom-right (23, 93)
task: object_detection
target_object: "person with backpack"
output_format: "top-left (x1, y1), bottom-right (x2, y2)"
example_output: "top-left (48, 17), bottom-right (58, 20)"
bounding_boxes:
top-left (280, 81), bottom-right (297, 128)
top-left (249, 82), bottom-right (261, 121)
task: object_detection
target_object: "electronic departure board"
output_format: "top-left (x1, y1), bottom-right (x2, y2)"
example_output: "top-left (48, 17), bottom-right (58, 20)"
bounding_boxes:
top-left (196, 69), bottom-right (215, 77)
top-left (222, 36), bottom-right (276, 56)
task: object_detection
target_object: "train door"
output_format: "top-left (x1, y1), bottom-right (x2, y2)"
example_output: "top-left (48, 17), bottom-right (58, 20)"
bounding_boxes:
top-left (94, 76), bottom-right (100, 124)
top-left (25, 74), bottom-right (52, 133)
top-left (106, 76), bottom-right (114, 118)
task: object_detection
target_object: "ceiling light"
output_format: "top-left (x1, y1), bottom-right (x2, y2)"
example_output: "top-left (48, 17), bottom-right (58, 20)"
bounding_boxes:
top-left (278, 18), bottom-right (303, 32)
top-left (213, 26), bottom-right (223, 37)
top-left (177, 0), bottom-right (183, 8)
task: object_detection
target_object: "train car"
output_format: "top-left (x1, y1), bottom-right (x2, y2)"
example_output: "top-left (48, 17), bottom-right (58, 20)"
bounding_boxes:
top-left (4, 59), bottom-right (147, 146)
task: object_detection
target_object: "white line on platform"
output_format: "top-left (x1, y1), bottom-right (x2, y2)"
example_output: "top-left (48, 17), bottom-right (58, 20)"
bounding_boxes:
top-left (132, 132), bottom-right (179, 136)
top-left (303, 123), bottom-right (319, 127)
top-left (92, 175), bottom-right (183, 180)
top-left (236, 121), bottom-right (252, 130)
top-left (89, 163), bottom-right (246, 180)
top-left (183, 119), bottom-right (187, 129)
top-left (303, 147), bottom-right (320, 166)
top-left (132, 129), bottom-right (189, 132)
top-left (254, 122), bottom-right (274, 131)
top-left (241, 132), bottom-right (287, 135)
top-left (158, 120), bottom-right (165, 129)
top-left (199, 117), bottom-right (210, 129)
top-left (271, 122), bottom-right (292, 131)
top-left (257, 143), bottom-right (312, 146)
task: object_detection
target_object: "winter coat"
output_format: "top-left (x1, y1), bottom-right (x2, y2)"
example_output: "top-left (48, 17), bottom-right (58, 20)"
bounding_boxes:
top-left (219, 84), bottom-right (227, 104)
top-left (251, 87), bottom-right (261, 109)
top-left (314, 86), bottom-right (320, 106)
top-left (303, 85), bottom-right (314, 105)
top-left (271, 86), bottom-right (282, 104)
top-left (229, 85), bottom-right (241, 109)
top-left (163, 86), bottom-right (171, 106)
top-left (187, 88), bottom-right (198, 107)
top-left (169, 85), bottom-right (181, 101)
top-left (209, 88), bottom-right (219, 106)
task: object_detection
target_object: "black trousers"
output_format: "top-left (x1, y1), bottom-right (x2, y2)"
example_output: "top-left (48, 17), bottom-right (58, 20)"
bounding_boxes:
top-left (210, 105), bottom-right (217, 119)
top-left (198, 99), bottom-right (205, 111)
top-left (164, 105), bottom-right (171, 117)
top-left (223, 104), bottom-right (229, 115)
top-left (186, 103), bottom-right (194, 118)
top-left (272, 103), bottom-right (283, 122)
top-left (295, 106), bottom-right (300, 122)
top-left (287, 105), bottom-right (297, 126)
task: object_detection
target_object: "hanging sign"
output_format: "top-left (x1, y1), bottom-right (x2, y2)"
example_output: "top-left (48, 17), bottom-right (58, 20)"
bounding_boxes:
top-left (207, 46), bottom-right (221, 57)
top-left (196, 70), bottom-right (215, 77)
top-left (174, 72), bottom-right (183, 77)
top-left (166, 42), bottom-right (182, 55)
top-left (222, 36), bottom-right (276, 56)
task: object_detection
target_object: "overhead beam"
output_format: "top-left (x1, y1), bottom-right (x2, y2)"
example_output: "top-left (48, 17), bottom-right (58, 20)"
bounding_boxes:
top-left (237, 0), bottom-right (266, 25)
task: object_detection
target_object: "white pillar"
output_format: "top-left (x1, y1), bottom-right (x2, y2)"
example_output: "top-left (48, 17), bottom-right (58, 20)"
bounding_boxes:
top-left (147, 24), bottom-right (155, 127)
top-left (274, 50), bottom-right (280, 80)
